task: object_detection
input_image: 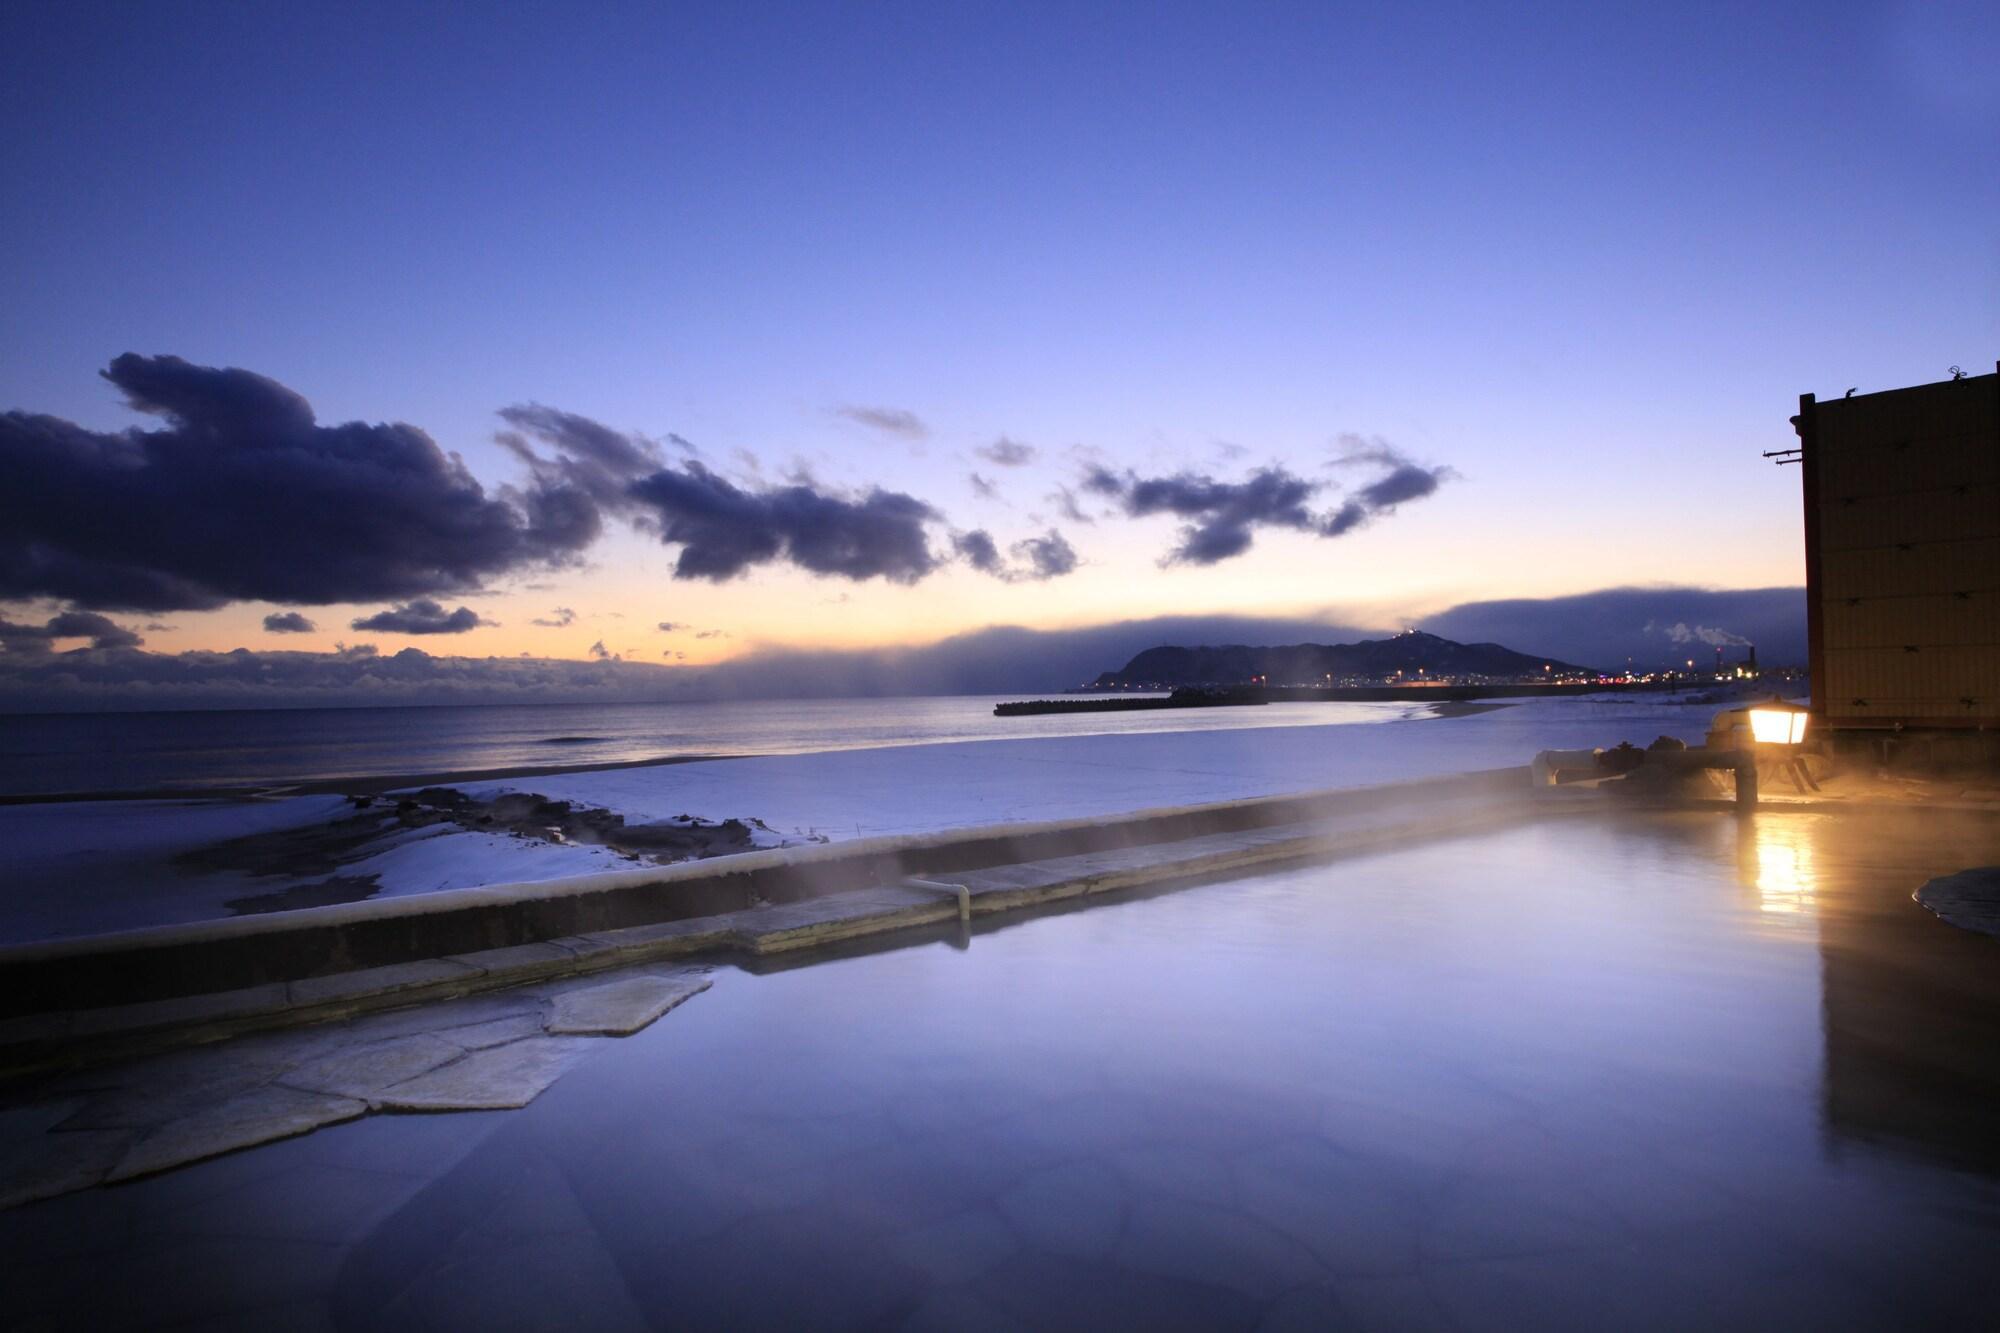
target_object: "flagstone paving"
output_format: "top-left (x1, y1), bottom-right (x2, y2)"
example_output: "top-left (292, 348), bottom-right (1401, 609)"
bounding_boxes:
top-left (0, 964), bottom-right (712, 1205)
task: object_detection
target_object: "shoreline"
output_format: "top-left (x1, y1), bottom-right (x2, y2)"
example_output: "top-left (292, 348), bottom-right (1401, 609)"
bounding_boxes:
top-left (0, 751), bottom-right (741, 807)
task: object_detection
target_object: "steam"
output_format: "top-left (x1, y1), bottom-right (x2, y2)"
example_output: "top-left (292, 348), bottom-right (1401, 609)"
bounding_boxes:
top-left (1649, 620), bottom-right (1751, 648)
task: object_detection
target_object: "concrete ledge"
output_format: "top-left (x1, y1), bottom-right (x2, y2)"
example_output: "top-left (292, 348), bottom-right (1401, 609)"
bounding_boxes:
top-left (1, 768), bottom-right (1529, 1017)
top-left (0, 781), bottom-right (1539, 1078)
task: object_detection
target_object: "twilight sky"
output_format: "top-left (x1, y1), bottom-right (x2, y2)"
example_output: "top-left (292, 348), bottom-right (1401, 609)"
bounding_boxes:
top-left (2, 1), bottom-right (1995, 679)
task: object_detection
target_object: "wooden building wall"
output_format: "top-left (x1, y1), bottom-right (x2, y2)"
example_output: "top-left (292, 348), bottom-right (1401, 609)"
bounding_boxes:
top-left (1798, 367), bottom-right (2000, 728)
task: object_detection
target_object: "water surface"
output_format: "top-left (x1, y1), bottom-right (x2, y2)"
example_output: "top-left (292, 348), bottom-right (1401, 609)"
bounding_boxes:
top-left (12, 808), bottom-right (2000, 1328)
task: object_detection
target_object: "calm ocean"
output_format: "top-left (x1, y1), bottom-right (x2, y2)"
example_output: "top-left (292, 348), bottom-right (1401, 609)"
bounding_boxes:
top-left (0, 696), bottom-right (1413, 799)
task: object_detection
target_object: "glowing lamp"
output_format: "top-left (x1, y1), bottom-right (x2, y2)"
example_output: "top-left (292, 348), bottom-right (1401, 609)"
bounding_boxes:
top-left (1708, 699), bottom-right (1809, 750)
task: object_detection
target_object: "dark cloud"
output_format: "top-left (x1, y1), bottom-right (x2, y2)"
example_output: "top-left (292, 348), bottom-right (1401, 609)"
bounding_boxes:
top-left (694, 629), bottom-right (728, 640)
top-left (143, 622), bottom-right (175, 632)
top-left (628, 462), bottom-right (941, 583)
top-left (262, 611), bottom-right (316, 634)
top-left (531, 606), bottom-right (577, 628)
top-left (350, 599), bottom-right (489, 635)
top-left (953, 528), bottom-right (1078, 582)
top-left (0, 610), bottom-right (144, 653)
top-left (1014, 530), bottom-right (1078, 580)
top-left (656, 621), bottom-right (681, 632)
top-left (1087, 466), bottom-right (1318, 564)
top-left (1088, 446), bottom-right (1454, 563)
top-left (0, 354), bottom-right (605, 612)
top-left (836, 405), bottom-right (928, 439)
top-left (968, 472), bottom-right (1001, 501)
top-left (1320, 440), bottom-right (1456, 536)
top-left (494, 404), bottom-right (663, 513)
top-left (588, 640), bottom-right (619, 661)
top-left (953, 530), bottom-right (1004, 575)
top-left (976, 437), bottom-right (1037, 467)
top-left (1357, 463), bottom-right (1449, 509)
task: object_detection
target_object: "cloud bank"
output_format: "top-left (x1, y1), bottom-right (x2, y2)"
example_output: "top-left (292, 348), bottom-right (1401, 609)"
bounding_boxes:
top-left (1420, 586), bottom-right (1802, 670)
top-left (0, 587), bottom-right (1805, 712)
top-left (0, 355), bottom-right (605, 611)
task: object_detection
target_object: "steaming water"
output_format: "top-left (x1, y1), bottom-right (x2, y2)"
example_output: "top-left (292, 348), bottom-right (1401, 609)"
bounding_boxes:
top-left (17, 809), bottom-right (2000, 1326)
top-left (0, 695), bottom-right (1421, 798)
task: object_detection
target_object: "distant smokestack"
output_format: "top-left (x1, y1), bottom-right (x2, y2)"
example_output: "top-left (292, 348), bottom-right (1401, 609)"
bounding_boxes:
top-left (1747, 643), bottom-right (1757, 668)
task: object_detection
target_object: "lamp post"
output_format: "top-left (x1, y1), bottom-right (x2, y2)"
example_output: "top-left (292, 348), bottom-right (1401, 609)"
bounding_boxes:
top-left (1707, 698), bottom-right (1816, 793)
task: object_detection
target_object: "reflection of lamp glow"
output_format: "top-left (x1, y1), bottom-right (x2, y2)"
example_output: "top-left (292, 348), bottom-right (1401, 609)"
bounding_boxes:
top-left (1750, 819), bottom-right (1818, 916)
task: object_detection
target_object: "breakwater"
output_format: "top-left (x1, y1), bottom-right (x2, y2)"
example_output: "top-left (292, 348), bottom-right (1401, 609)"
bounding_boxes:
top-left (994, 689), bottom-right (1266, 716)
top-left (997, 680), bottom-right (1683, 716)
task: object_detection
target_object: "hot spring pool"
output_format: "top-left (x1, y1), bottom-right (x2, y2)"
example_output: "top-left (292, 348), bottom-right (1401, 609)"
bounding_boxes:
top-left (10, 807), bottom-right (2000, 1329)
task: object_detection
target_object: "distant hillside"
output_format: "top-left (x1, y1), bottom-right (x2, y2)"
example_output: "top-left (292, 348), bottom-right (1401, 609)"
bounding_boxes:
top-left (1092, 630), bottom-right (1595, 688)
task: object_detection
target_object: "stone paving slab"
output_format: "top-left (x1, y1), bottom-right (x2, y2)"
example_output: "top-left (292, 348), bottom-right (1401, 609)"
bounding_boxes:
top-left (0, 1100), bottom-right (132, 1210)
top-left (374, 1038), bottom-right (595, 1112)
top-left (107, 1086), bottom-right (368, 1182)
top-left (280, 1034), bottom-right (466, 1102)
top-left (545, 973), bottom-right (711, 1036)
top-left (0, 1126), bottom-right (130, 1210)
top-left (441, 1012), bottom-right (549, 1050)
top-left (53, 1045), bottom-right (298, 1132)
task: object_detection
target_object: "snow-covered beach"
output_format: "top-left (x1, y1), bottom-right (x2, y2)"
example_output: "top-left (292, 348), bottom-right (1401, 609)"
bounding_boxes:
top-left (0, 694), bottom-right (1719, 943)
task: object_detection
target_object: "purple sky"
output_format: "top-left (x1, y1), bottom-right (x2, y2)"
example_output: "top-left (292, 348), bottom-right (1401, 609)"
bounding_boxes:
top-left (1, 1), bottom-right (1993, 695)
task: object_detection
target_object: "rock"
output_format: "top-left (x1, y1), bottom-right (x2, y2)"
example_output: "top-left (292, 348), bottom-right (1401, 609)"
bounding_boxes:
top-left (1916, 867), bottom-right (2000, 937)
top-left (1596, 742), bottom-right (1646, 775)
top-left (374, 1038), bottom-right (592, 1111)
top-left (107, 1086), bottom-right (367, 1182)
top-left (544, 973), bottom-right (711, 1037)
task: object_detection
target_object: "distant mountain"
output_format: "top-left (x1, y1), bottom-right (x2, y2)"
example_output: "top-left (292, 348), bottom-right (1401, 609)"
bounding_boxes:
top-left (1091, 630), bottom-right (1596, 688)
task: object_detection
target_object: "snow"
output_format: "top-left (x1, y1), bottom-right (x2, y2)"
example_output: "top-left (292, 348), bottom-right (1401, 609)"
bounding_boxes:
top-left (459, 695), bottom-right (1715, 841)
top-left (340, 824), bottom-right (632, 900)
top-left (1, 694), bottom-right (1717, 943)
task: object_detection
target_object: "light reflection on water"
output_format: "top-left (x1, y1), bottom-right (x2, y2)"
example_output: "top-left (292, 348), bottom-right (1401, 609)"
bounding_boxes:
top-left (1746, 814), bottom-right (1821, 919)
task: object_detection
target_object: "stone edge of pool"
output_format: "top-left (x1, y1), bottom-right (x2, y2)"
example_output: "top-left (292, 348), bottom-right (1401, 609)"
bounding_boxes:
top-left (1, 768), bottom-right (1556, 1073)
top-left (10, 769), bottom-right (1990, 1081)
